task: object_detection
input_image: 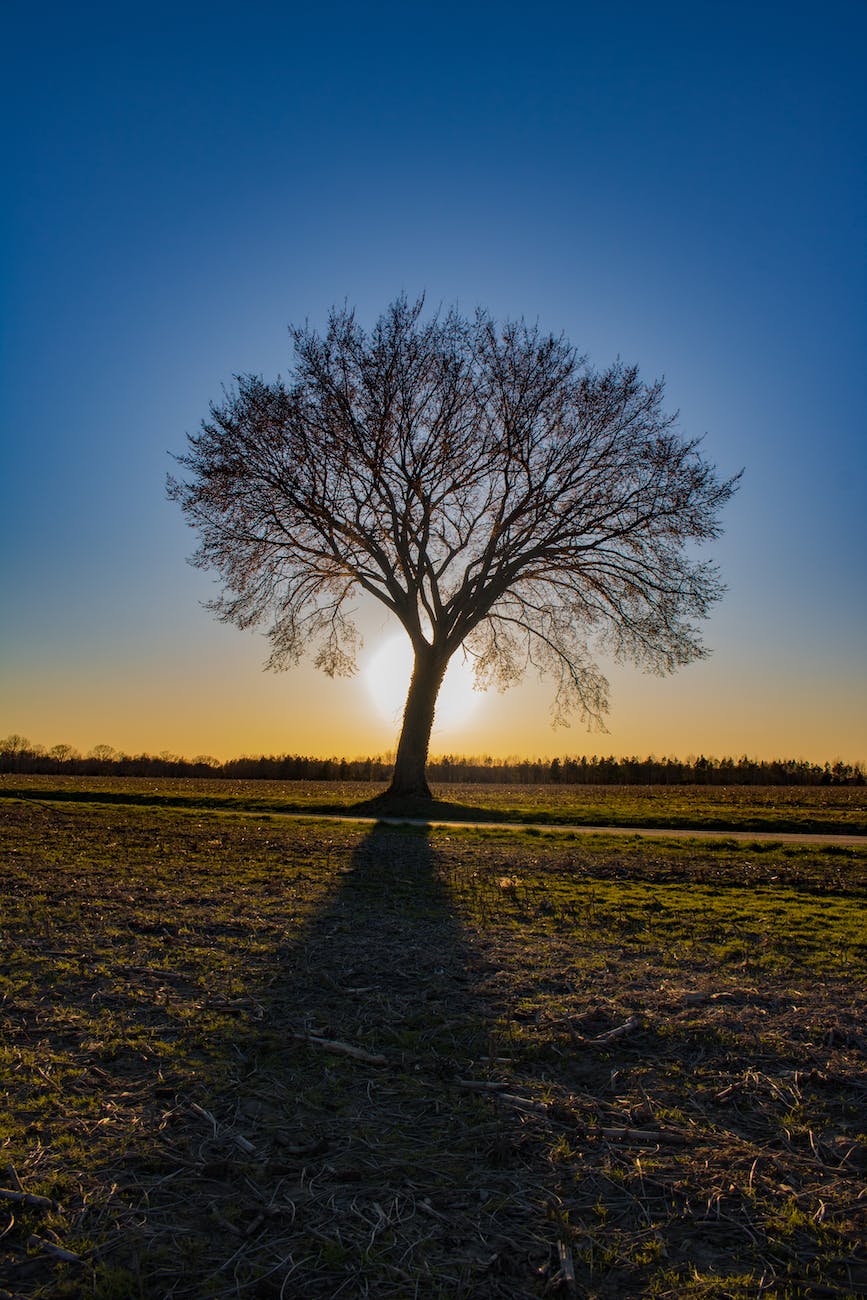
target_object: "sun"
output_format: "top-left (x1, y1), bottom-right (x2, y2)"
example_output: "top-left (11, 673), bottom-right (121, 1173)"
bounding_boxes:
top-left (364, 635), bottom-right (482, 733)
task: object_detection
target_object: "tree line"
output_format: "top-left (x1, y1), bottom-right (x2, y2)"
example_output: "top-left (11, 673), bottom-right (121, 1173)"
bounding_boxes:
top-left (1, 736), bottom-right (862, 785)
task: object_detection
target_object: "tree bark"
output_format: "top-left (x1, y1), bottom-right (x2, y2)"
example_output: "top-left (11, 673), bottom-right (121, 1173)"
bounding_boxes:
top-left (387, 646), bottom-right (448, 799)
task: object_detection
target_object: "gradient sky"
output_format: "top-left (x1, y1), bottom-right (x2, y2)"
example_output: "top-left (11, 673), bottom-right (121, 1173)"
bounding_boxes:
top-left (2, 0), bottom-right (865, 762)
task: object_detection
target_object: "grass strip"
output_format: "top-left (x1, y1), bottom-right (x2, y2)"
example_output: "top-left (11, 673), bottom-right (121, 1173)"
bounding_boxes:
top-left (1, 798), bottom-right (865, 1297)
top-left (2, 775), bottom-right (866, 835)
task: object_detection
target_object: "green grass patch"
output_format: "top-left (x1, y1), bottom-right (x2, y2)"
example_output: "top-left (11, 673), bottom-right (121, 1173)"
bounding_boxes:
top-left (1, 794), bottom-right (865, 1297)
top-left (2, 772), bottom-right (866, 834)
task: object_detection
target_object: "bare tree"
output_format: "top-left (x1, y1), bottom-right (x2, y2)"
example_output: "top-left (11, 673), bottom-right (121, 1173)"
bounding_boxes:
top-left (169, 296), bottom-right (739, 799)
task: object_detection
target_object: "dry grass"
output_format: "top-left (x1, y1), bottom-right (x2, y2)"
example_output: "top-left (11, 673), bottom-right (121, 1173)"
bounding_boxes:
top-left (2, 774), bottom-right (865, 835)
top-left (1, 791), bottom-right (865, 1297)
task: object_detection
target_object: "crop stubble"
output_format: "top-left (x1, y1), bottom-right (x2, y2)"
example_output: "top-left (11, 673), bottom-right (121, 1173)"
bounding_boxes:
top-left (0, 789), bottom-right (865, 1297)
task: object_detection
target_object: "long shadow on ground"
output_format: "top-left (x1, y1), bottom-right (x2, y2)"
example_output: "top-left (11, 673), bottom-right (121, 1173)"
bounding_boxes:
top-left (115, 823), bottom-right (556, 1298)
top-left (4, 804), bottom-right (865, 1298)
top-left (3, 782), bottom-right (862, 835)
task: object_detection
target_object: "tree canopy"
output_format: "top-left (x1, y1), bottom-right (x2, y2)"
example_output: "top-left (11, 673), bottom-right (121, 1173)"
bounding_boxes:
top-left (169, 296), bottom-right (740, 798)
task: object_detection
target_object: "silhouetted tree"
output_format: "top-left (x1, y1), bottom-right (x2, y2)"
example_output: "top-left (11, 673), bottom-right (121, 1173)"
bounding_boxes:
top-left (0, 734), bottom-right (32, 755)
top-left (169, 296), bottom-right (740, 799)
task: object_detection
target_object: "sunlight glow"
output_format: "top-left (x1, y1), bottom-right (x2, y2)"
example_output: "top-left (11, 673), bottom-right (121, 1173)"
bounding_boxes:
top-left (364, 635), bottom-right (482, 733)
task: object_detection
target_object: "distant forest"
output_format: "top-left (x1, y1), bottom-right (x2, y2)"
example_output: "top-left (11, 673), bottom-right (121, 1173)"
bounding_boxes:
top-left (1, 736), bottom-right (863, 785)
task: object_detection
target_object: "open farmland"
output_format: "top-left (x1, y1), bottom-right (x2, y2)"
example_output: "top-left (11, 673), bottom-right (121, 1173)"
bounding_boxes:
top-left (0, 786), bottom-right (865, 1297)
top-left (2, 775), bottom-right (865, 836)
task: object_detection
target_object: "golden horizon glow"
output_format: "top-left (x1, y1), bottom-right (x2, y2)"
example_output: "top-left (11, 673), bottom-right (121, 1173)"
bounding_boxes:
top-left (3, 628), bottom-right (865, 767)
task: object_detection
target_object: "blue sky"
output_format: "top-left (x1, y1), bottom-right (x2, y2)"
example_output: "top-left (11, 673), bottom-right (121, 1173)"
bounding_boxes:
top-left (2, 0), bottom-right (865, 760)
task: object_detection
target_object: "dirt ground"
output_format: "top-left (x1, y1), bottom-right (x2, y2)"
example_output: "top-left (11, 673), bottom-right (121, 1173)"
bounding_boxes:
top-left (1, 796), bottom-right (865, 1297)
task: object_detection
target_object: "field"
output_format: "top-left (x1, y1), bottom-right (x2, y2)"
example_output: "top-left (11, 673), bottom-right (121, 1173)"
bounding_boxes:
top-left (2, 775), bottom-right (866, 836)
top-left (1, 781), bottom-right (866, 1297)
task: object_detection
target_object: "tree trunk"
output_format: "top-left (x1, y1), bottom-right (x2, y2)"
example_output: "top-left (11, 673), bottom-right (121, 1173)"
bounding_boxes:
top-left (387, 646), bottom-right (448, 799)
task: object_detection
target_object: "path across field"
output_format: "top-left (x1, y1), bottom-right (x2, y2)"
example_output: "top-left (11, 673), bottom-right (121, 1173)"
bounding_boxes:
top-left (278, 809), bottom-right (867, 846)
top-left (3, 779), bottom-right (866, 844)
top-left (2, 797), bottom-right (865, 1296)
top-left (4, 776), bottom-right (865, 838)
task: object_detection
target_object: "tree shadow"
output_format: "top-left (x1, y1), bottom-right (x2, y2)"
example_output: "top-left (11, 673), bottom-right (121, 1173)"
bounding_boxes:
top-left (118, 822), bottom-right (556, 1298)
top-left (0, 784), bottom-right (521, 826)
top-left (8, 805), bottom-right (858, 1298)
top-left (348, 792), bottom-right (515, 823)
